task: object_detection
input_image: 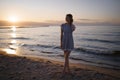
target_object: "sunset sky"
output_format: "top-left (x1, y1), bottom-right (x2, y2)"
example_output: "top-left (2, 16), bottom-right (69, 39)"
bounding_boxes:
top-left (0, 0), bottom-right (120, 25)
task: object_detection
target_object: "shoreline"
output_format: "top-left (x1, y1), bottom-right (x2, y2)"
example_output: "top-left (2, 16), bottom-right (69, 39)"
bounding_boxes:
top-left (22, 55), bottom-right (120, 78)
top-left (0, 50), bottom-right (120, 80)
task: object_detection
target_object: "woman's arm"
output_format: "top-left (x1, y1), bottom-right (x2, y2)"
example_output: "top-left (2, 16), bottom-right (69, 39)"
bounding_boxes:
top-left (60, 26), bottom-right (63, 48)
top-left (72, 25), bottom-right (76, 32)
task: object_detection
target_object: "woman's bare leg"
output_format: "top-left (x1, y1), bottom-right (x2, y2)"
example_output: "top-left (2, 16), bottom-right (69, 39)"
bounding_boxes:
top-left (63, 51), bottom-right (67, 74)
top-left (63, 51), bottom-right (70, 74)
top-left (66, 51), bottom-right (70, 73)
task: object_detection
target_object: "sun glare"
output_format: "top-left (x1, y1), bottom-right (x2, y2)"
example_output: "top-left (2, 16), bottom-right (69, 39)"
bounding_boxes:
top-left (11, 26), bottom-right (16, 31)
top-left (9, 16), bottom-right (18, 22)
top-left (4, 48), bottom-right (16, 54)
top-left (11, 33), bottom-right (16, 38)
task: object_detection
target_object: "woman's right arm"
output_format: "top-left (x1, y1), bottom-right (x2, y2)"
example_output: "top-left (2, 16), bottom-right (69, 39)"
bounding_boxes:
top-left (60, 26), bottom-right (63, 48)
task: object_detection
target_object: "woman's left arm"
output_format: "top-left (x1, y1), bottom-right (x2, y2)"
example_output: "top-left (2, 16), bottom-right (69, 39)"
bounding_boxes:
top-left (72, 25), bottom-right (76, 32)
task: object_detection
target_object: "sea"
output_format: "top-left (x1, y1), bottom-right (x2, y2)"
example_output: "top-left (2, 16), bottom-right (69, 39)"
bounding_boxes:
top-left (0, 25), bottom-right (120, 70)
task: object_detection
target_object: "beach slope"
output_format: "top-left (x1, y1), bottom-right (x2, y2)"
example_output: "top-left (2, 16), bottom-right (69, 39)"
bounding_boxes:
top-left (0, 50), bottom-right (119, 80)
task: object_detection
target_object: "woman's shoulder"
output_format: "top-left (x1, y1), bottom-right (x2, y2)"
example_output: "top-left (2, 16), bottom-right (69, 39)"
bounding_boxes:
top-left (61, 23), bottom-right (67, 27)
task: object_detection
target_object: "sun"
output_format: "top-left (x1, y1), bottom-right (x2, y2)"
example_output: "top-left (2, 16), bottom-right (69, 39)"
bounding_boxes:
top-left (8, 16), bottom-right (18, 22)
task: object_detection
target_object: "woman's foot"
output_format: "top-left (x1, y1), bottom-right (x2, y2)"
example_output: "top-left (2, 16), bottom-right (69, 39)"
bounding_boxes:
top-left (60, 71), bottom-right (66, 79)
top-left (66, 68), bottom-right (70, 74)
top-left (62, 69), bottom-right (70, 75)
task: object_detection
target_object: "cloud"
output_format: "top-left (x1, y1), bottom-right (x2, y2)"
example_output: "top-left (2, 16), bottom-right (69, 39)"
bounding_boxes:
top-left (77, 18), bottom-right (100, 22)
top-left (44, 20), bottom-right (64, 25)
top-left (45, 20), bottom-right (64, 23)
top-left (0, 20), bottom-right (49, 27)
top-left (74, 20), bottom-right (120, 26)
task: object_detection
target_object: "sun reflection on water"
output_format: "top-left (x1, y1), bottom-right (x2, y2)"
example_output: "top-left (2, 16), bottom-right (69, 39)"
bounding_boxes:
top-left (11, 40), bottom-right (17, 44)
top-left (11, 26), bottom-right (16, 32)
top-left (4, 26), bottom-right (18, 54)
top-left (3, 48), bottom-right (16, 54)
top-left (11, 33), bottom-right (16, 38)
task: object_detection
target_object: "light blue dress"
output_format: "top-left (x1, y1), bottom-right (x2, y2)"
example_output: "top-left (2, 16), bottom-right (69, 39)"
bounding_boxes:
top-left (61, 23), bottom-right (75, 51)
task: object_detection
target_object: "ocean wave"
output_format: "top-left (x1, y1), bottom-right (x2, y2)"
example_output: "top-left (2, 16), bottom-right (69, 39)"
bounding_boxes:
top-left (38, 35), bottom-right (48, 36)
top-left (23, 44), bottom-right (54, 48)
top-left (102, 34), bottom-right (120, 36)
top-left (9, 37), bottom-right (30, 40)
top-left (70, 57), bottom-right (120, 70)
top-left (0, 37), bottom-right (30, 40)
top-left (81, 38), bottom-right (120, 44)
top-left (36, 44), bottom-right (54, 48)
top-left (22, 44), bottom-right (120, 56)
top-left (58, 54), bottom-right (120, 69)
top-left (112, 51), bottom-right (120, 56)
top-left (74, 47), bottom-right (105, 54)
top-left (82, 45), bottom-right (108, 50)
top-left (75, 47), bottom-right (120, 56)
top-left (0, 38), bottom-right (5, 40)
top-left (41, 51), bottom-right (54, 54)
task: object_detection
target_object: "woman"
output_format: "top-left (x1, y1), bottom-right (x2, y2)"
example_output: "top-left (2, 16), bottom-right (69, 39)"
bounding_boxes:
top-left (60, 14), bottom-right (75, 74)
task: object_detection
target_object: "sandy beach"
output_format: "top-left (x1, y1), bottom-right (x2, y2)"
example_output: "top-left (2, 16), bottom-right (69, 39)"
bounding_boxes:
top-left (0, 50), bottom-right (120, 80)
top-left (0, 0), bottom-right (120, 80)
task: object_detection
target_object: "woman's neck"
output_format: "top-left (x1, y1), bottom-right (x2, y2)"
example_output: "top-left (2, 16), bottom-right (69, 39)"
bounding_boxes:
top-left (66, 23), bottom-right (72, 26)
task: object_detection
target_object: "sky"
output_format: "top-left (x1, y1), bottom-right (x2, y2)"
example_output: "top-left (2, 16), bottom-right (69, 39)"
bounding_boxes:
top-left (0, 0), bottom-right (120, 25)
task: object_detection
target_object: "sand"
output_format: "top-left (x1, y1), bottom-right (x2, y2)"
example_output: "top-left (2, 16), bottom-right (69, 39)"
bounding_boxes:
top-left (0, 50), bottom-right (120, 80)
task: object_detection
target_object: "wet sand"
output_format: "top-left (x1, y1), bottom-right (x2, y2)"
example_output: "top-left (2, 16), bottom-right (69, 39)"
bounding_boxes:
top-left (0, 50), bottom-right (119, 80)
